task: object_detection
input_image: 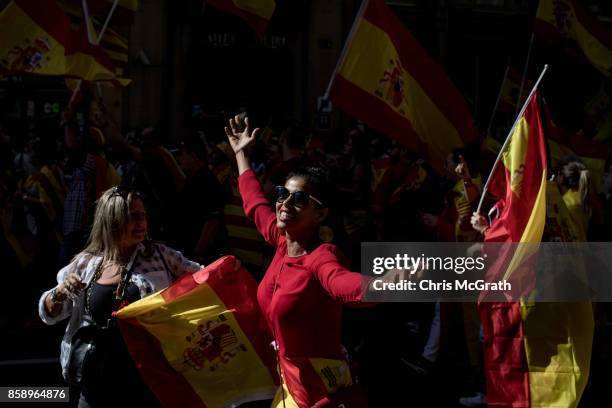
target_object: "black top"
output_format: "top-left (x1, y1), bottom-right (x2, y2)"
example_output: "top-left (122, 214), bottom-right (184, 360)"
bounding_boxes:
top-left (83, 282), bottom-right (160, 407)
top-left (89, 281), bottom-right (140, 327)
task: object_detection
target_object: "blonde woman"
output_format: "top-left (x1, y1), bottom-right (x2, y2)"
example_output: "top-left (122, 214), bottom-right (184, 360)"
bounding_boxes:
top-left (39, 186), bottom-right (201, 407)
top-left (557, 161), bottom-right (592, 242)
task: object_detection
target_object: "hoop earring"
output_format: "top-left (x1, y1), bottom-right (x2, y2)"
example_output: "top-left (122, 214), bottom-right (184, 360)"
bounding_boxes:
top-left (318, 225), bottom-right (334, 243)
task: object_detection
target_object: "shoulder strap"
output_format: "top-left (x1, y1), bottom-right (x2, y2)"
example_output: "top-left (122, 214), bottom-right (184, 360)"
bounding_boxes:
top-left (84, 259), bottom-right (104, 317)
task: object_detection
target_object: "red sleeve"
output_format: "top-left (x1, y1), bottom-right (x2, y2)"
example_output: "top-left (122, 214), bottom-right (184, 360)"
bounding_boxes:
top-left (238, 169), bottom-right (281, 246)
top-left (312, 244), bottom-right (365, 303)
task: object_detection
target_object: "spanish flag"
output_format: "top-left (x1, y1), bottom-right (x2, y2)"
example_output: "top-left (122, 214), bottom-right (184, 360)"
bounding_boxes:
top-left (0, 0), bottom-right (129, 85)
top-left (327, 0), bottom-right (476, 174)
top-left (480, 92), bottom-right (593, 407)
top-left (206, 0), bottom-right (276, 38)
top-left (59, 1), bottom-right (130, 76)
top-left (116, 256), bottom-right (278, 408)
top-left (535, 0), bottom-right (612, 77)
top-left (485, 92), bottom-right (548, 245)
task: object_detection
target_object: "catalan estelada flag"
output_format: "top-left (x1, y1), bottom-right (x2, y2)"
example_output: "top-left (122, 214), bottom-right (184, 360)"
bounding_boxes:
top-left (535, 0), bottom-right (612, 77)
top-left (116, 256), bottom-right (278, 408)
top-left (0, 0), bottom-right (129, 85)
top-left (480, 91), bottom-right (593, 407)
top-left (206, 0), bottom-right (276, 38)
top-left (327, 0), bottom-right (476, 174)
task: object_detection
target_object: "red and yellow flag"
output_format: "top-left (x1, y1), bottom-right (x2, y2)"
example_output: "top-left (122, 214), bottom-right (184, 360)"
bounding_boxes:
top-left (481, 92), bottom-right (592, 407)
top-left (535, 0), bottom-right (612, 77)
top-left (58, 1), bottom-right (130, 76)
top-left (486, 92), bottom-right (548, 244)
top-left (327, 0), bottom-right (476, 174)
top-left (116, 256), bottom-right (278, 408)
top-left (206, 0), bottom-right (276, 38)
top-left (0, 0), bottom-right (129, 85)
top-left (480, 91), bottom-right (546, 407)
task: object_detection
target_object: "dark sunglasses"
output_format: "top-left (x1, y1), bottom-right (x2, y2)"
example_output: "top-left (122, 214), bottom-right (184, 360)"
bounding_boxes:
top-left (275, 185), bottom-right (323, 208)
top-left (110, 185), bottom-right (144, 200)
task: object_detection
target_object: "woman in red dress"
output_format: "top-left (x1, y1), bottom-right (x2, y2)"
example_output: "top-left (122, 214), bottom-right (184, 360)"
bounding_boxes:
top-left (225, 115), bottom-right (369, 408)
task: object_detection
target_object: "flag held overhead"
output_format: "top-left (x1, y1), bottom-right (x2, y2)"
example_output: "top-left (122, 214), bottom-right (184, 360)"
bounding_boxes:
top-left (326, 0), bottom-right (476, 174)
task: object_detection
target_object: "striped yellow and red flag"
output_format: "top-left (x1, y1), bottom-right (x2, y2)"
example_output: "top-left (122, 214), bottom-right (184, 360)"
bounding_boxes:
top-left (327, 0), bottom-right (476, 174)
top-left (116, 256), bottom-right (278, 408)
top-left (0, 0), bottom-right (129, 85)
top-left (58, 1), bottom-right (130, 76)
top-left (480, 90), bottom-right (593, 407)
top-left (206, 0), bottom-right (276, 38)
top-left (535, 0), bottom-right (612, 77)
top-left (485, 92), bottom-right (548, 245)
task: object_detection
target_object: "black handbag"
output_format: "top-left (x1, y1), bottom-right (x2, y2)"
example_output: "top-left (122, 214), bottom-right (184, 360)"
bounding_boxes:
top-left (66, 323), bottom-right (113, 387)
top-left (65, 258), bottom-right (135, 388)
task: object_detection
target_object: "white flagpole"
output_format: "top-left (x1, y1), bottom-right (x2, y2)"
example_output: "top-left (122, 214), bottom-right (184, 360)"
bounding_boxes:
top-left (80, 0), bottom-right (120, 101)
top-left (81, 0), bottom-right (95, 44)
top-left (67, 0), bottom-right (121, 114)
top-left (98, 0), bottom-right (120, 43)
top-left (476, 64), bottom-right (549, 214)
top-left (323, 0), bottom-right (369, 100)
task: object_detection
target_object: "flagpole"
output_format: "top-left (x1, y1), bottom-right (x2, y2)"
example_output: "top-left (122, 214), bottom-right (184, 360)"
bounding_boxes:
top-left (94, 0), bottom-right (120, 97)
top-left (81, 0), bottom-right (120, 103)
top-left (98, 0), bottom-right (120, 43)
top-left (476, 64), bottom-right (549, 214)
top-left (323, 0), bottom-right (369, 100)
top-left (515, 32), bottom-right (535, 117)
top-left (485, 65), bottom-right (510, 137)
top-left (81, 0), bottom-right (95, 44)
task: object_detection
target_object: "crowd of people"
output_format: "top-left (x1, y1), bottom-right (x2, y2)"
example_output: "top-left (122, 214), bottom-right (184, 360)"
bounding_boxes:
top-left (1, 88), bottom-right (612, 406)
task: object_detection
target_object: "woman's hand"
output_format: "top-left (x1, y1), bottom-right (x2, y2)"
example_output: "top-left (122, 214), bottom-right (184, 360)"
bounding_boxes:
top-left (455, 155), bottom-right (471, 181)
top-left (471, 212), bottom-right (489, 234)
top-left (224, 115), bottom-right (260, 155)
top-left (44, 272), bottom-right (85, 317)
top-left (59, 272), bottom-right (86, 300)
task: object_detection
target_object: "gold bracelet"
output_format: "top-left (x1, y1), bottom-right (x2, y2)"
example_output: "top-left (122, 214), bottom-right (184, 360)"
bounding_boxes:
top-left (50, 288), bottom-right (66, 304)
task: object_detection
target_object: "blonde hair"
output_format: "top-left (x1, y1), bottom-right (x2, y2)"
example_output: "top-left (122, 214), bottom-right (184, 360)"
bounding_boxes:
top-left (561, 161), bottom-right (591, 214)
top-left (81, 186), bottom-right (144, 263)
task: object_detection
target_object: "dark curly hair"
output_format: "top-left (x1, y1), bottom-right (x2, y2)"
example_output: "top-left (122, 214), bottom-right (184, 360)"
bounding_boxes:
top-left (286, 166), bottom-right (330, 207)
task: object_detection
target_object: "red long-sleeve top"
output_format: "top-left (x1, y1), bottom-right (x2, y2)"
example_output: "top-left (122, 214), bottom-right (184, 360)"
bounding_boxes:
top-left (238, 169), bottom-right (365, 407)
